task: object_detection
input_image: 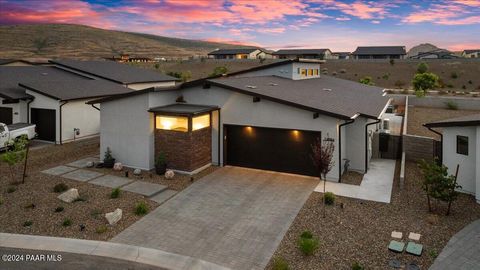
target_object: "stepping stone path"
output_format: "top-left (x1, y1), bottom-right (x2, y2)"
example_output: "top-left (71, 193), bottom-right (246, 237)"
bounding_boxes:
top-left (391, 231), bottom-right (403, 239)
top-left (63, 169), bottom-right (104, 182)
top-left (388, 240), bottom-right (405, 253)
top-left (66, 157), bottom-right (100, 168)
top-left (150, 190), bottom-right (178, 204)
top-left (42, 165), bottom-right (77, 176)
top-left (89, 175), bottom-right (133, 188)
top-left (408, 232), bottom-right (421, 241)
top-left (406, 242), bottom-right (423, 256)
top-left (121, 181), bottom-right (167, 197)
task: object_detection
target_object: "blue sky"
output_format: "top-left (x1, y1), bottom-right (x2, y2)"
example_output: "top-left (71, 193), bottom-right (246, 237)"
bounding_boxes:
top-left (0, 0), bottom-right (479, 51)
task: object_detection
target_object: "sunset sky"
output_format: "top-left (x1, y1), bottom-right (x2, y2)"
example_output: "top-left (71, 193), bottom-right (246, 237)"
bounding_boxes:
top-left (0, 0), bottom-right (479, 51)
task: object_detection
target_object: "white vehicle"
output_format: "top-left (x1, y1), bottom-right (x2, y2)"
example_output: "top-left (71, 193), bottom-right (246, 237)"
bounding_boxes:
top-left (0, 123), bottom-right (36, 150)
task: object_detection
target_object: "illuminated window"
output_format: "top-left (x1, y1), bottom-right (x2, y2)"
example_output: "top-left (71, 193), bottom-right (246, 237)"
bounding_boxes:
top-left (308, 69), bottom-right (313, 76)
top-left (192, 114), bottom-right (210, 131)
top-left (156, 116), bottom-right (188, 132)
top-left (301, 69), bottom-right (307, 76)
top-left (315, 69), bottom-right (319, 75)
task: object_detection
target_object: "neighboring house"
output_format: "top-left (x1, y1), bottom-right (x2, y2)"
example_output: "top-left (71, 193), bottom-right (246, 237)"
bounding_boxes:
top-left (425, 114), bottom-right (480, 204)
top-left (273, 49), bottom-right (335, 60)
top-left (333, 52), bottom-right (351, 59)
top-left (89, 59), bottom-right (390, 182)
top-left (207, 49), bottom-right (272, 59)
top-left (352, 46), bottom-right (406, 59)
top-left (462, 50), bottom-right (480, 58)
top-left (0, 66), bottom-right (132, 143)
top-left (106, 54), bottom-right (154, 63)
top-left (49, 59), bottom-right (179, 90)
top-left (409, 49), bottom-right (459, 59)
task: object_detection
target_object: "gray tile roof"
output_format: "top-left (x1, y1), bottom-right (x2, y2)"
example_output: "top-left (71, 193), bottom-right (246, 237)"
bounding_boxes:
top-left (148, 103), bottom-right (219, 116)
top-left (208, 48), bottom-right (260, 55)
top-left (425, 113), bottom-right (480, 127)
top-left (208, 75), bottom-right (389, 119)
top-left (50, 59), bottom-right (179, 84)
top-left (352, 46), bottom-right (406, 55)
top-left (273, 49), bottom-right (330, 55)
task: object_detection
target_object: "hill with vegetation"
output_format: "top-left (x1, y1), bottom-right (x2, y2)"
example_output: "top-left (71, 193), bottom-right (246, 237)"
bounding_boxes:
top-left (0, 24), bottom-right (255, 59)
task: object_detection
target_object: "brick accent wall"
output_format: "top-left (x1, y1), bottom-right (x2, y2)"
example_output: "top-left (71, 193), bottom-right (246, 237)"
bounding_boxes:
top-left (154, 127), bottom-right (211, 172)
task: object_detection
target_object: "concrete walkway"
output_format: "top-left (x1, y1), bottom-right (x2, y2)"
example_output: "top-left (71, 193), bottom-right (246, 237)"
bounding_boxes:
top-left (112, 166), bottom-right (318, 270)
top-left (430, 219), bottom-right (480, 270)
top-left (314, 159), bottom-right (395, 203)
top-left (0, 233), bottom-right (229, 270)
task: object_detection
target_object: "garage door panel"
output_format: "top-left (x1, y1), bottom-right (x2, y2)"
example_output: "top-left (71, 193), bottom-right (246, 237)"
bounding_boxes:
top-left (0, 107), bottom-right (13, 125)
top-left (225, 125), bottom-right (320, 176)
top-left (31, 108), bottom-right (56, 142)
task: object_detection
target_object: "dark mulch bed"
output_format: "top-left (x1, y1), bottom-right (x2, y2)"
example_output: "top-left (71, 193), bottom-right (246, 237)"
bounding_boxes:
top-left (266, 160), bottom-right (480, 270)
top-left (341, 171), bottom-right (364, 186)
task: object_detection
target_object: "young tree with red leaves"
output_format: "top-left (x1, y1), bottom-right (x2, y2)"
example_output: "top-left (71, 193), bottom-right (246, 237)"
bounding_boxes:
top-left (311, 137), bottom-right (335, 218)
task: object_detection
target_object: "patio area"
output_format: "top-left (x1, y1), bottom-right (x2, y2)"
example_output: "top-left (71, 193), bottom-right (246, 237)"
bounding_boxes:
top-left (314, 159), bottom-right (396, 203)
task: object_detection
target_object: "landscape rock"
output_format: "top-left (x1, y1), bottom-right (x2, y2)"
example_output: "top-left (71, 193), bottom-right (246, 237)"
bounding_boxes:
top-left (133, 169), bottom-right (142, 176)
top-left (57, 188), bottom-right (79, 203)
top-left (165, 170), bottom-right (175, 179)
top-left (113, 162), bottom-right (123, 171)
top-left (105, 208), bottom-right (122, 225)
top-left (86, 161), bottom-right (94, 168)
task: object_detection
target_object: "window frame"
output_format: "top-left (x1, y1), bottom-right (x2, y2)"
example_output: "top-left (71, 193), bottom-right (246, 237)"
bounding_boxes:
top-left (456, 135), bottom-right (469, 156)
top-left (192, 113), bottom-right (211, 131)
top-left (155, 115), bottom-right (189, 132)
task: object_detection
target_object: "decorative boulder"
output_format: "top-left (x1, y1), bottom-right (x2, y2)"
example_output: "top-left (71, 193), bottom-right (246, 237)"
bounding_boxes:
top-left (165, 170), bottom-right (175, 179)
top-left (133, 169), bottom-right (142, 176)
top-left (86, 161), bottom-right (94, 168)
top-left (57, 188), bottom-right (79, 203)
top-left (105, 208), bottom-right (122, 225)
top-left (113, 162), bottom-right (123, 171)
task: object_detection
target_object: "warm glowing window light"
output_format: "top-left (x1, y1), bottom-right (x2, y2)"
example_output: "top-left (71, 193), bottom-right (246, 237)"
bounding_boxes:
top-left (192, 114), bottom-right (210, 131)
top-left (156, 116), bottom-right (188, 132)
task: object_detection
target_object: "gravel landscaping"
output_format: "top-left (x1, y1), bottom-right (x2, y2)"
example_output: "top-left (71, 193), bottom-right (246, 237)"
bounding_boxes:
top-left (0, 138), bottom-right (157, 241)
top-left (266, 161), bottom-right (480, 270)
top-left (407, 106), bottom-right (480, 139)
top-left (341, 171), bottom-right (364, 186)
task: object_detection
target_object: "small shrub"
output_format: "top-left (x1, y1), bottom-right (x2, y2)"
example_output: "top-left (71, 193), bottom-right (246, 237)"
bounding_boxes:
top-left (451, 72), bottom-right (458, 79)
top-left (339, 68), bottom-right (346, 74)
top-left (468, 80), bottom-right (473, 84)
top-left (154, 63), bottom-right (160, 69)
top-left (96, 225), bottom-right (108, 234)
top-left (324, 192), bottom-right (335, 205)
top-left (300, 230), bottom-right (313, 239)
top-left (415, 90), bottom-right (426, 98)
top-left (272, 257), bottom-right (289, 270)
top-left (429, 249), bottom-right (439, 258)
top-left (417, 62), bottom-right (429, 74)
top-left (359, 76), bottom-right (374, 85)
top-left (462, 85), bottom-right (466, 89)
top-left (110, 188), bottom-right (121, 199)
top-left (53, 183), bottom-right (68, 193)
top-left (445, 101), bottom-right (458, 110)
top-left (135, 201), bottom-right (149, 215)
top-left (7, 186), bottom-right (16, 193)
top-left (382, 73), bottom-right (390, 80)
top-left (54, 206), bottom-right (64, 213)
top-left (298, 237), bottom-right (319, 256)
top-left (23, 221), bottom-right (33, 227)
top-left (352, 262), bottom-right (365, 270)
top-left (389, 59), bottom-right (395, 66)
top-left (62, 218), bottom-right (72, 227)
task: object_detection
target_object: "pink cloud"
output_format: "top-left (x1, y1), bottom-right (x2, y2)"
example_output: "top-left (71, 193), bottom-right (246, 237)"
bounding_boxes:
top-left (447, 43), bottom-right (480, 51)
top-left (202, 37), bottom-right (261, 47)
top-left (403, 3), bottom-right (480, 25)
top-left (320, 0), bottom-right (389, 19)
top-left (452, 0), bottom-right (480, 7)
top-left (335, 16), bottom-right (351, 21)
top-left (257, 27), bottom-right (286, 34)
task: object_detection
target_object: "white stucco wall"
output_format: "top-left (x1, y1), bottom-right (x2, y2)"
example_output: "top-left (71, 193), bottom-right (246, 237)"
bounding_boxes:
top-left (181, 85), bottom-right (342, 181)
top-left (443, 126), bottom-right (477, 195)
top-left (61, 100), bottom-right (100, 143)
top-left (127, 81), bottom-right (177, 90)
top-left (0, 99), bottom-right (28, 123)
top-left (345, 117), bottom-right (368, 172)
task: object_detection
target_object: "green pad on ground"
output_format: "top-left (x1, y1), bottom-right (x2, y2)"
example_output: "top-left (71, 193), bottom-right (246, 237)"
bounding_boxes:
top-left (388, 240), bottom-right (405, 253)
top-left (406, 242), bottom-right (423, 256)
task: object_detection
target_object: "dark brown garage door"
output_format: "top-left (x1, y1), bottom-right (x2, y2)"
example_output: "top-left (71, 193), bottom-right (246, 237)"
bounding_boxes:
top-left (224, 125), bottom-right (320, 176)
top-left (0, 107), bottom-right (13, 125)
top-left (31, 108), bottom-right (56, 142)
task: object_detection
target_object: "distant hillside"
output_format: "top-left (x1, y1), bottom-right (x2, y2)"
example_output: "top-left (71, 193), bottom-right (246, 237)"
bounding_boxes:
top-left (407, 43), bottom-right (440, 58)
top-left (0, 24), bottom-right (255, 59)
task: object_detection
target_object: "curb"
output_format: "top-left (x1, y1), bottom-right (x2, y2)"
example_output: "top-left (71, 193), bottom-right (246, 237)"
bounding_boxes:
top-left (0, 233), bottom-right (230, 270)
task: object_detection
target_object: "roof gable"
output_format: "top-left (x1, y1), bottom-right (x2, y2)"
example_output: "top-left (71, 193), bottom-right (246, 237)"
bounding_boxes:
top-left (353, 46), bottom-right (406, 55)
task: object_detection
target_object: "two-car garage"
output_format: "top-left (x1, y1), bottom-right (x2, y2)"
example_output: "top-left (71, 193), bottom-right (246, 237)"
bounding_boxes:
top-left (224, 125), bottom-right (320, 176)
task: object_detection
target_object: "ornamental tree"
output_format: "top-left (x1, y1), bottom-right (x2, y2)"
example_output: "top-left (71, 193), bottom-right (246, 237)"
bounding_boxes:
top-left (311, 137), bottom-right (335, 217)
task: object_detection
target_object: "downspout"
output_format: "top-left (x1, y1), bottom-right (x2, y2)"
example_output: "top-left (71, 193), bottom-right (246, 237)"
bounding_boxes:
top-left (59, 101), bottom-right (68, 145)
top-left (26, 99), bottom-right (34, 123)
top-left (365, 119), bottom-right (381, 173)
top-left (424, 124), bottom-right (443, 163)
top-left (338, 114), bottom-right (358, 182)
top-left (217, 109), bottom-right (221, 167)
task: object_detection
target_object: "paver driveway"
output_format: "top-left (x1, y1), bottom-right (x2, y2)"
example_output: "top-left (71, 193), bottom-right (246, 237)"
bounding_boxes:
top-left (112, 166), bottom-right (318, 270)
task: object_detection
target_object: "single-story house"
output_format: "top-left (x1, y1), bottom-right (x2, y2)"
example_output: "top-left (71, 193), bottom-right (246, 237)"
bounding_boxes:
top-left (333, 52), bottom-right (351, 59)
top-left (352, 46), bottom-right (406, 59)
top-left (462, 50), bottom-right (480, 58)
top-left (425, 114), bottom-right (480, 204)
top-left (0, 66), bottom-right (132, 143)
top-left (207, 49), bottom-right (272, 59)
top-left (273, 49), bottom-right (335, 60)
top-left (409, 50), bottom-right (459, 59)
top-left (49, 59), bottom-right (179, 90)
top-left (89, 59), bottom-right (390, 181)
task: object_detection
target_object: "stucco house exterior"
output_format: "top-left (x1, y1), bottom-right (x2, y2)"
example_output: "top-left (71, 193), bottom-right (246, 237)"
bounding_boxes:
top-left (207, 49), bottom-right (272, 59)
top-left (273, 49), bottom-right (335, 60)
top-left (90, 59), bottom-right (390, 181)
top-left (462, 50), bottom-right (480, 58)
top-left (425, 114), bottom-right (480, 204)
top-left (352, 46), bottom-right (406, 59)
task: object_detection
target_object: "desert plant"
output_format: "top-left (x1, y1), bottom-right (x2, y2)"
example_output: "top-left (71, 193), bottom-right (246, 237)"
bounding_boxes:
top-left (324, 192), bottom-right (335, 205)
top-left (298, 236), bottom-right (319, 256)
top-left (155, 152), bottom-right (167, 175)
top-left (412, 72), bottom-right (439, 94)
top-left (103, 147), bottom-right (115, 168)
top-left (110, 188), bottom-right (121, 199)
top-left (154, 63), bottom-right (160, 69)
top-left (382, 73), bottom-right (390, 80)
top-left (451, 71), bottom-right (458, 79)
top-left (389, 59), bottom-right (395, 66)
top-left (209, 66), bottom-right (228, 77)
top-left (416, 62), bottom-right (429, 74)
top-left (53, 183), bottom-right (68, 193)
top-left (96, 225), bottom-right (108, 234)
top-left (415, 90), bottom-right (426, 98)
top-left (445, 101), bottom-right (458, 110)
top-left (429, 249), bottom-right (439, 258)
top-left (311, 137), bottom-right (335, 217)
top-left (352, 262), bottom-right (365, 270)
top-left (54, 206), bottom-right (64, 213)
top-left (1, 136), bottom-right (28, 184)
top-left (359, 76), bottom-right (374, 85)
top-left (272, 257), bottom-right (289, 270)
top-left (62, 218), bottom-right (72, 227)
top-left (300, 230), bottom-right (313, 239)
top-left (135, 201), bottom-right (149, 215)
top-left (23, 220), bottom-right (33, 227)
